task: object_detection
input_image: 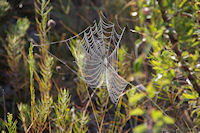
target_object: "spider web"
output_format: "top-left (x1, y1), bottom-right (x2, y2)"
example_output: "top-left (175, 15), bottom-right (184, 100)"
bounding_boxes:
top-left (31, 13), bottom-right (182, 130)
top-left (75, 15), bottom-right (127, 104)
top-left (34, 13), bottom-right (127, 104)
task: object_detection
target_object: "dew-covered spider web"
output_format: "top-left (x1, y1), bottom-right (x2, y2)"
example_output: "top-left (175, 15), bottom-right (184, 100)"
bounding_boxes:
top-left (32, 12), bottom-right (181, 131)
top-left (75, 15), bottom-right (127, 104)
top-left (33, 13), bottom-right (134, 104)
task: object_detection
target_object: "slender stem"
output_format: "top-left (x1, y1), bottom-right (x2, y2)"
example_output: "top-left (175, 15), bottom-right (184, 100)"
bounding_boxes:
top-left (99, 96), bottom-right (109, 133)
top-left (29, 42), bottom-right (36, 129)
top-left (3, 89), bottom-right (6, 131)
top-left (85, 87), bottom-right (100, 130)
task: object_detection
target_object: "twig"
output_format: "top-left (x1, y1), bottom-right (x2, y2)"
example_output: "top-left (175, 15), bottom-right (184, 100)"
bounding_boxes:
top-left (85, 87), bottom-right (100, 130)
top-left (146, 101), bottom-right (153, 133)
top-left (3, 89), bottom-right (6, 131)
top-left (99, 96), bottom-right (109, 133)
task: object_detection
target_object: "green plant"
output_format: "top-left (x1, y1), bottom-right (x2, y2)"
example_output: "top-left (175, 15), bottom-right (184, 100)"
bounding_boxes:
top-left (54, 89), bottom-right (71, 132)
top-left (130, 0), bottom-right (200, 132)
top-left (3, 18), bottom-right (30, 92)
top-left (34, 0), bottom-right (53, 101)
top-left (0, 0), bottom-right (10, 17)
top-left (3, 112), bottom-right (17, 133)
top-left (31, 0), bottom-right (54, 131)
top-left (1, 0), bottom-right (200, 132)
top-left (72, 111), bottom-right (89, 133)
top-left (17, 103), bottom-right (30, 133)
top-left (28, 42), bottom-right (36, 130)
top-left (17, 1), bottom-right (90, 132)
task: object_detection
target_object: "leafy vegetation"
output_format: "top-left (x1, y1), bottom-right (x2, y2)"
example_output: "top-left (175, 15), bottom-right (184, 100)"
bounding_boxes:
top-left (0, 0), bottom-right (200, 132)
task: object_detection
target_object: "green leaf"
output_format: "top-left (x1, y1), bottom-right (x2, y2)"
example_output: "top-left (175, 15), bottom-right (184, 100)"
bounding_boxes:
top-left (146, 82), bottom-right (156, 98)
top-left (130, 108), bottom-right (144, 116)
top-left (181, 51), bottom-right (189, 58)
top-left (182, 92), bottom-right (197, 100)
top-left (191, 107), bottom-right (200, 117)
top-left (155, 27), bottom-right (165, 39)
top-left (152, 109), bottom-right (163, 121)
top-left (129, 92), bottom-right (145, 106)
top-left (190, 50), bottom-right (199, 61)
top-left (0, 0), bottom-right (10, 17)
top-left (44, 6), bottom-right (53, 16)
top-left (4, 112), bottom-right (17, 133)
top-left (163, 116), bottom-right (174, 124)
top-left (17, 18), bottom-right (30, 37)
top-left (179, 0), bottom-right (187, 8)
top-left (170, 69), bottom-right (175, 78)
top-left (153, 120), bottom-right (164, 133)
top-left (195, 2), bottom-right (200, 10)
top-left (134, 55), bottom-right (144, 72)
top-left (135, 26), bottom-right (141, 32)
top-left (134, 124), bottom-right (148, 133)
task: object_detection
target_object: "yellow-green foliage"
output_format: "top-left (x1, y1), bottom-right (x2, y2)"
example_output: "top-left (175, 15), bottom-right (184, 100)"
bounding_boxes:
top-left (17, 1), bottom-right (90, 132)
top-left (28, 42), bottom-right (36, 129)
top-left (34, 0), bottom-right (53, 99)
top-left (3, 113), bottom-right (17, 133)
top-left (54, 89), bottom-right (71, 132)
top-left (35, 0), bottom-right (52, 53)
top-left (0, 0), bottom-right (10, 17)
top-left (128, 0), bottom-right (200, 132)
top-left (29, 0), bottom-right (54, 131)
top-left (1, 0), bottom-right (200, 132)
top-left (3, 18), bottom-right (30, 91)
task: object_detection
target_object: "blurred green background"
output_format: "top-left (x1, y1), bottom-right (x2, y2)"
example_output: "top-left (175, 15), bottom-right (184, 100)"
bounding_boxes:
top-left (0, 0), bottom-right (200, 132)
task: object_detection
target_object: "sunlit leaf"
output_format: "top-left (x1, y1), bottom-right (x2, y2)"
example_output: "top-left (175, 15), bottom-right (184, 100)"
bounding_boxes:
top-left (134, 124), bottom-right (147, 133)
top-left (163, 116), bottom-right (174, 124)
top-left (152, 109), bottom-right (163, 121)
top-left (130, 108), bottom-right (144, 116)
